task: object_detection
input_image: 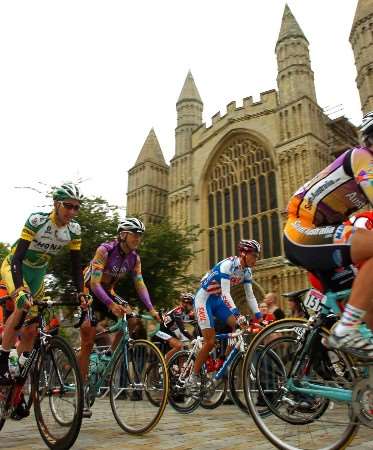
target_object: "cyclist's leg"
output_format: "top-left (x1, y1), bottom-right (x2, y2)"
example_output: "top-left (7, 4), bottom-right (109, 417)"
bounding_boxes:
top-left (78, 320), bottom-right (96, 383)
top-left (154, 330), bottom-right (181, 362)
top-left (165, 338), bottom-right (183, 362)
top-left (193, 290), bottom-right (216, 375)
top-left (0, 260), bottom-right (38, 382)
top-left (285, 222), bottom-right (373, 358)
top-left (328, 228), bottom-right (373, 356)
top-left (16, 266), bottom-right (44, 355)
top-left (349, 228), bottom-right (373, 313)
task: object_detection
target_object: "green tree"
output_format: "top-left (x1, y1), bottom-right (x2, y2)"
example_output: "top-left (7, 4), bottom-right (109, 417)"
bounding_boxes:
top-left (47, 196), bottom-right (120, 294)
top-left (0, 242), bottom-right (10, 266)
top-left (48, 198), bottom-right (201, 311)
top-left (115, 220), bottom-right (201, 310)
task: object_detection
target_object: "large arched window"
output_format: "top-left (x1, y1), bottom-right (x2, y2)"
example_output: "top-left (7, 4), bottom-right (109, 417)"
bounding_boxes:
top-left (207, 133), bottom-right (279, 263)
top-left (224, 189), bottom-right (231, 222)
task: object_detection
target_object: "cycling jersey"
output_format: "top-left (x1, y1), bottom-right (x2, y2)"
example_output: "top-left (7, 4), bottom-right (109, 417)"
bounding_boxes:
top-left (156, 305), bottom-right (194, 341)
top-left (11, 211), bottom-right (81, 269)
top-left (0, 211), bottom-right (82, 304)
top-left (84, 240), bottom-right (153, 310)
top-left (195, 256), bottom-right (259, 330)
top-left (284, 146), bottom-right (373, 270)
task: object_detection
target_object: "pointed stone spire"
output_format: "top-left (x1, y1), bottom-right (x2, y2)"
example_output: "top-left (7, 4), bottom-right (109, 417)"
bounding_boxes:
top-left (276, 4), bottom-right (308, 47)
top-left (135, 128), bottom-right (167, 166)
top-left (351, 0), bottom-right (373, 34)
top-left (177, 71), bottom-right (203, 106)
top-left (350, 0), bottom-right (373, 113)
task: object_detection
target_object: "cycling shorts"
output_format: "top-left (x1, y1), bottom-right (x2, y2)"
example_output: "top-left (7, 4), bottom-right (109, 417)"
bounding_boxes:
top-left (1, 256), bottom-right (46, 316)
top-left (194, 289), bottom-right (233, 330)
top-left (283, 219), bottom-right (354, 271)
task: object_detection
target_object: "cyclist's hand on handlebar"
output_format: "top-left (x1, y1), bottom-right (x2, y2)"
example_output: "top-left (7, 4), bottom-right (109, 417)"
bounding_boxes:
top-left (149, 308), bottom-right (161, 322)
top-left (109, 302), bottom-right (128, 318)
top-left (236, 314), bottom-right (248, 328)
top-left (14, 287), bottom-right (33, 311)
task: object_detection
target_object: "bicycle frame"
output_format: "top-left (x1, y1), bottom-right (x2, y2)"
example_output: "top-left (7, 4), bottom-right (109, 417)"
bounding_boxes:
top-left (281, 288), bottom-right (372, 403)
top-left (1, 298), bottom-right (77, 417)
top-left (176, 329), bottom-right (246, 383)
top-left (88, 313), bottom-right (134, 397)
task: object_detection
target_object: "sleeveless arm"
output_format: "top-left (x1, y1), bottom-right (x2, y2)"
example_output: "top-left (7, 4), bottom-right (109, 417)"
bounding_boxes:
top-left (11, 239), bottom-right (30, 289)
top-left (70, 250), bottom-right (83, 292)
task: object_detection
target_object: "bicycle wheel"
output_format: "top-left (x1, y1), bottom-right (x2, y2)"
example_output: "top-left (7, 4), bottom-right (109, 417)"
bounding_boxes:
top-left (168, 350), bottom-right (201, 414)
top-left (200, 370), bottom-right (227, 409)
top-left (229, 352), bottom-right (248, 414)
top-left (33, 336), bottom-right (84, 450)
top-left (23, 370), bottom-right (34, 410)
top-left (243, 318), bottom-right (359, 450)
top-left (110, 339), bottom-right (169, 435)
top-left (144, 361), bottom-right (163, 407)
top-left (0, 385), bottom-right (11, 431)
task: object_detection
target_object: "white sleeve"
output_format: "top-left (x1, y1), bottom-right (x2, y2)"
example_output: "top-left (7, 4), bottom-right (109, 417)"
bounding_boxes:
top-left (221, 277), bottom-right (239, 314)
top-left (243, 282), bottom-right (260, 315)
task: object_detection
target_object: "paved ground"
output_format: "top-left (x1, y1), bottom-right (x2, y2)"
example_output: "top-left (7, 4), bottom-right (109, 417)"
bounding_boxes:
top-left (2, 400), bottom-right (373, 450)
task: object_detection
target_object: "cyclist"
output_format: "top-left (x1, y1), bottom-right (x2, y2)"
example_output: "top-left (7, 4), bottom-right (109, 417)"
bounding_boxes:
top-left (78, 217), bottom-right (160, 416)
top-left (189, 239), bottom-right (262, 395)
top-left (0, 183), bottom-right (88, 416)
top-left (283, 111), bottom-right (373, 359)
top-left (155, 292), bottom-right (195, 362)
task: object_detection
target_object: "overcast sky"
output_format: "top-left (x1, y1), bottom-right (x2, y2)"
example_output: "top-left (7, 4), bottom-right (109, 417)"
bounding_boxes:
top-left (0, 0), bottom-right (362, 244)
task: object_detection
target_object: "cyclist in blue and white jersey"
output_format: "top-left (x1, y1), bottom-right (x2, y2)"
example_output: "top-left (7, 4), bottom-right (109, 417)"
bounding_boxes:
top-left (189, 239), bottom-right (262, 395)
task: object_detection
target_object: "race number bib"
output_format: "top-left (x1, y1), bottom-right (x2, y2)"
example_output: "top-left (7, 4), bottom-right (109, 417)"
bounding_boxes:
top-left (303, 289), bottom-right (326, 312)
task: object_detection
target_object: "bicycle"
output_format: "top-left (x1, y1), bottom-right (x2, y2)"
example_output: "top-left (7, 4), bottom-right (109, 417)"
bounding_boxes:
top-left (167, 326), bottom-right (281, 414)
top-left (0, 295), bottom-right (84, 450)
top-left (81, 298), bottom-right (169, 435)
top-left (242, 284), bottom-right (373, 450)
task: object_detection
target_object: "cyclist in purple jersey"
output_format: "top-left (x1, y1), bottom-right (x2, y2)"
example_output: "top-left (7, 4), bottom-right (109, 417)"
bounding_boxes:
top-left (78, 218), bottom-right (160, 417)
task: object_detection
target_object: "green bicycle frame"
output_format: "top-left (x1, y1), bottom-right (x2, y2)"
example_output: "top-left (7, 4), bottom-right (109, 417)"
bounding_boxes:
top-left (285, 288), bottom-right (371, 403)
top-left (89, 316), bottom-right (130, 395)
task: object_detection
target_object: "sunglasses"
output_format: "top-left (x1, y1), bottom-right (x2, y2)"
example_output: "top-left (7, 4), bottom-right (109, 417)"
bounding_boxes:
top-left (61, 201), bottom-right (80, 211)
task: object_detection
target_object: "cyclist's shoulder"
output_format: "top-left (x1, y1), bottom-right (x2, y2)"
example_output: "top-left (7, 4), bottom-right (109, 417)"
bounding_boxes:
top-left (67, 219), bottom-right (81, 236)
top-left (350, 145), bottom-right (373, 169)
top-left (25, 211), bottom-right (50, 230)
top-left (99, 240), bottom-right (117, 253)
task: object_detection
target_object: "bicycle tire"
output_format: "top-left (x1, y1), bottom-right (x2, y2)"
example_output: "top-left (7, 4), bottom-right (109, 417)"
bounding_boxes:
top-left (110, 339), bottom-right (169, 435)
top-left (243, 318), bottom-right (359, 450)
top-left (144, 362), bottom-right (162, 407)
top-left (229, 352), bottom-right (249, 414)
top-left (0, 385), bottom-right (11, 432)
top-left (168, 350), bottom-right (201, 414)
top-left (33, 336), bottom-right (84, 450)
top-left (200, 372), bottom-right (227, 409)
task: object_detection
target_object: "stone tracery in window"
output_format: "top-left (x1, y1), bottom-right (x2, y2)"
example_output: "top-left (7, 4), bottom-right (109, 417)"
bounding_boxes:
top-left (207, 134), bottom-right (281, 263)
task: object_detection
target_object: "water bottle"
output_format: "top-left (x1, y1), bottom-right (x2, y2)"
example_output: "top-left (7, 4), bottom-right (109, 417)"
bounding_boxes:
top-left (8, 349), bottom-right (19, 378)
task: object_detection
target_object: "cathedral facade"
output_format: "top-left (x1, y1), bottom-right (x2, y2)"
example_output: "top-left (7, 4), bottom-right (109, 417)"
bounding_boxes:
top-left (127, 2), bottom-right (372, 311)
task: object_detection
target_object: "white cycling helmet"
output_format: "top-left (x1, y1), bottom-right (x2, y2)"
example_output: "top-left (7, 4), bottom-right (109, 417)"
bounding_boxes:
top-left (238, 239), bottom-right (261, 254)
top-left (52, 183), bottom-right (84, 202)
top-left (360, 111), bottom-right (373, 137)
top-left (117, 218), bottom-right (145, 234)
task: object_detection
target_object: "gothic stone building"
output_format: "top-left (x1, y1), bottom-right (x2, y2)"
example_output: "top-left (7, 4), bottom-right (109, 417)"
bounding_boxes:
top-left (127, 2), bottom-right (373, 312)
